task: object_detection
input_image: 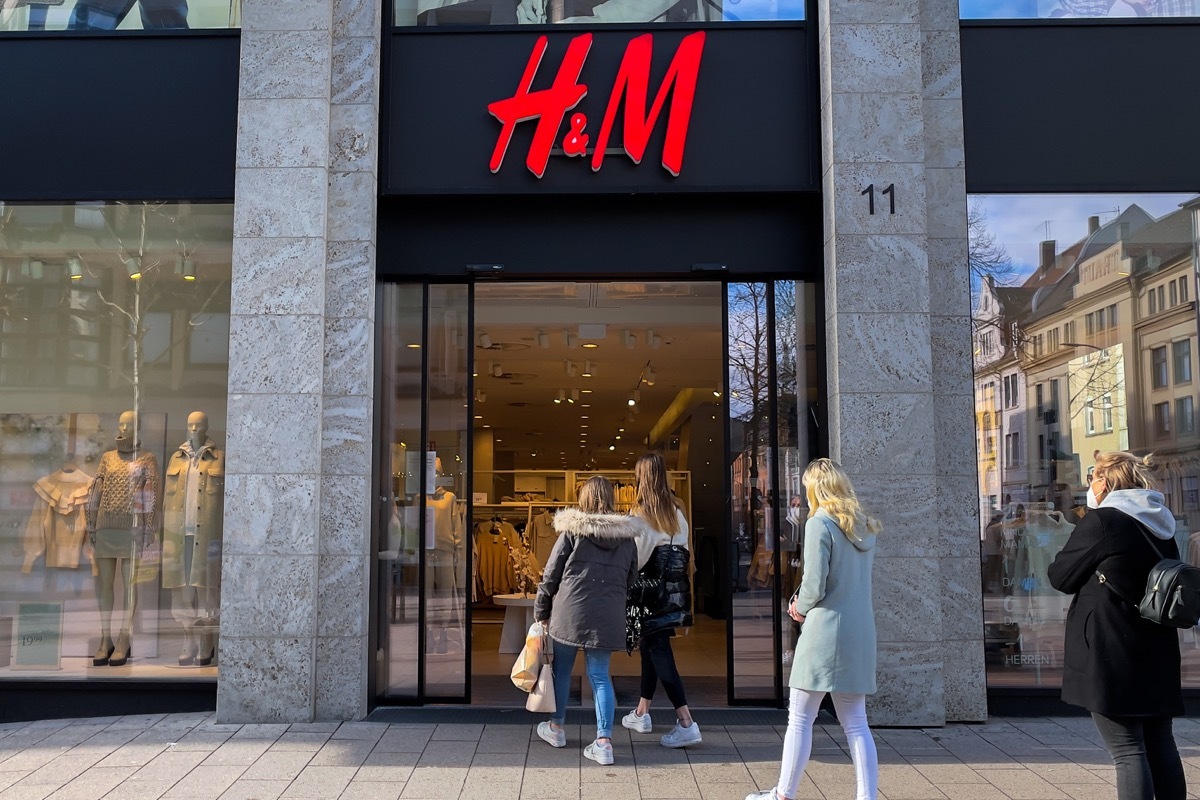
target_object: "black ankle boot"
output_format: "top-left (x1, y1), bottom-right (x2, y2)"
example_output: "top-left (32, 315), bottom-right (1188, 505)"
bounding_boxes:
top-left (93, 636), bottom-right (114, 667)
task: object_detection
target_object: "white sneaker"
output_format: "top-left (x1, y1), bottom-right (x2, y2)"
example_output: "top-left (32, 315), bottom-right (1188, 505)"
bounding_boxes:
top-left (660, 721), bottom-right (702, 748)
top-left (537, 721), bottom-right (565, 748)
top-left (745, 790), bottom-right (782, 800)
top-left (584, 740), bottom-right (614, 765)
top-left (621, 710), bottom-right (653, 733)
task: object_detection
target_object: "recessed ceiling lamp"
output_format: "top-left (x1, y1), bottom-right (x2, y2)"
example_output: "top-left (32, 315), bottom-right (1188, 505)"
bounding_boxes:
top-left (582, 361), bottom-right (595, 378)
top-left (537, 330), bottom-right (551, 349)
top-left (608, 444), bottom-right (616, 451)
top-left (406, 343), bottom-right (421, 349)
top-left (479, 332), bottom-right (493, 349)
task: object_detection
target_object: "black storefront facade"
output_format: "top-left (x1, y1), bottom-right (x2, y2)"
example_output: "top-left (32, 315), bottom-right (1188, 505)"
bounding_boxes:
top-left (1, 0), bottom-right (1199, 723)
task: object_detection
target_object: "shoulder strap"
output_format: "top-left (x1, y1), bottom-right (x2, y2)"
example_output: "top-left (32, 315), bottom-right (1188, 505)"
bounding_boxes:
top-left (1130, 519), bottom-right (1168, 561)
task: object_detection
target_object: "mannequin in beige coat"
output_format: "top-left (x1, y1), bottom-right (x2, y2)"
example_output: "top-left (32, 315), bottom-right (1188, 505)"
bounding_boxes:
top-left (162, 411), bottom-right (224, 666)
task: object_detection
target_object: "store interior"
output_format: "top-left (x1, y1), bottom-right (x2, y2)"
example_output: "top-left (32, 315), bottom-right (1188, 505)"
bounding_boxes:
top-left (467, 281), bottom-right (729, 705)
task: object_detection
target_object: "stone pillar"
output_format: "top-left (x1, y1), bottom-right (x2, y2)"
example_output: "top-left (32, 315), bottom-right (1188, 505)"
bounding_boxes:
top-left (818, 0), bottom-right (985, 725)
top-left (219, 0), bottom-right (382, 723)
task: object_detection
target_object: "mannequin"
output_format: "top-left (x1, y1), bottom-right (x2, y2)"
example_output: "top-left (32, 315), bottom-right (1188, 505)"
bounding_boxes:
top-left (162, 412), bottom-right (224, 666)
top-left (426, 457), bottom-right (465, 653)
top-left (85, 410), bottom-right (159, 667)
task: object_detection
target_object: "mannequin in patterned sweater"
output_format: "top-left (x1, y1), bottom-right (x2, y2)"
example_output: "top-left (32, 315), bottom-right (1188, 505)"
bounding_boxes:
top-left (86, 411), bottom-right (159, 667)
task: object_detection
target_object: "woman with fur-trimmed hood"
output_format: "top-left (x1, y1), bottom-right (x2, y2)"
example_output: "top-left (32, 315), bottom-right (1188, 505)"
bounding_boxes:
top-left (533, 476), bottom-right (644, 766)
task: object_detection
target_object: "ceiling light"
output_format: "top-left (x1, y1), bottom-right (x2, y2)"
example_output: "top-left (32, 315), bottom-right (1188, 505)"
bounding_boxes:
top-left (615, 435), bottom-right (621, 440)
top-left (67, 257), bottom-right (83, 281)
top-left (537, 330), bottom-right (551, 349)
top-left (645, 367), bottom-right (656, 386)
top-left (628, 392), bottom-right (636, 407)
top-left (406, 343), bottom-right (421, 349)
top-left (566, 332), bottom-right (579, 349)
top-left (479, 332), bottom-right (493, 348)
top-left (623, 330), bottom-right (636, 349)
top-left (608, 445), bottom-right (616, 451)
top-left (582, 342), bottom-right (599, 349)
top-left (482, 424), bottom-right (491, 428)
top-left (580, 415), bottom-right (589, 419)
top-left (491, 362), bottom-right (503, 378)
top-left (475, 389), bottom-right (486, 403)
top-left (123, 256), bottom-right (142, 280)
top-left (580, 424), bottom-right (588, 428)
top-left (713, 390), bottom-right (722, 398)
top-left (555, 389), bottom-right (565, 404)
top-left (474, 415), bottom-right (483, 420)
top-left (565, 360), bottom-right (577, 377)
top-left (571, 389), bottom-right (580, 403)
top-left (581, 389), bottom-right (592, 394)
top-left (618, 428), bottom-right (624, 432)
top-left (582, 360), bottom-right (595, 378)
top-left (648, 330), bottom-right (662, 349)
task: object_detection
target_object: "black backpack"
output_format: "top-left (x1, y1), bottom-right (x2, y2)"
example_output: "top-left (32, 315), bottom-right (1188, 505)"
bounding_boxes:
top-left (1097, 523), bottom-right (1200, 629)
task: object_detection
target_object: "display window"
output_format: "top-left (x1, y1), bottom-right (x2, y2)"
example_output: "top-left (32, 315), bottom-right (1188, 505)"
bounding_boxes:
top-left (960, 0), bottom-right (1196, 18)
top-left (375, 279), bottom-right (820, 705)
top-left (394, 0), bottom-right (804, 26)
top-left (970, 192), bottom-right (1200, 688)
top-left (0, 201), bottom-right (232, 681)
top-left (0, 0), bottom-right (240, 31)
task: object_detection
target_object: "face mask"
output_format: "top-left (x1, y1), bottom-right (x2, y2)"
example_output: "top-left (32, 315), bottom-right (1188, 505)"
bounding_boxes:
top-left (1086, 485), bottom-right (1100, 509)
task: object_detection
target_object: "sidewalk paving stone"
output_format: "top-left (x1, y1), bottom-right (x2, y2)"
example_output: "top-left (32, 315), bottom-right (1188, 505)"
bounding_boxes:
top-left (1, 713), bottom-right (1199, 800)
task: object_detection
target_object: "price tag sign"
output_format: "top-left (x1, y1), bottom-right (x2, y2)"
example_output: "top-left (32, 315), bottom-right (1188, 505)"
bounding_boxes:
top-left (13, 602), bottom-right (62, 670)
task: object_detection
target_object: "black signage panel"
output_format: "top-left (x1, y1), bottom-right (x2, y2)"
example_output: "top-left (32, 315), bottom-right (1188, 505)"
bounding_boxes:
top-left (384, 26), bottom-right (815, 194)
top-left (0, 34), bottom-right (239, 202)
top-left (962, 20), bottom-right (1200, 194)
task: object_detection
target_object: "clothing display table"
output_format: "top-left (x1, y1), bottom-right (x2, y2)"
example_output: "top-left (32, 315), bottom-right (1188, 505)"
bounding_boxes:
top-left (493, 592), bottom-right (537, 654)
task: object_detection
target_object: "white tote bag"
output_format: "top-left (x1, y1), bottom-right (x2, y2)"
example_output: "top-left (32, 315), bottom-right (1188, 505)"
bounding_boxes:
top-left (525, 629), bottom-right (556, 713)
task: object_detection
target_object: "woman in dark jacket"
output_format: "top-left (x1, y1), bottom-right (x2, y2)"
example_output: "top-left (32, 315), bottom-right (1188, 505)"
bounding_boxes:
top-left (1047, 451), bottom-right (1185, 800)
top-left (621, 453), bottom-right (701, 748)
top-left (534, 476), bottom-right (642, 766)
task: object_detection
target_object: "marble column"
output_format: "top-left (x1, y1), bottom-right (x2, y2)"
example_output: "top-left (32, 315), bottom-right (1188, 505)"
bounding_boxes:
top-left (818, 0), bottom-right (985, 724)
top-left (219, 0), bottom-right (382, 723)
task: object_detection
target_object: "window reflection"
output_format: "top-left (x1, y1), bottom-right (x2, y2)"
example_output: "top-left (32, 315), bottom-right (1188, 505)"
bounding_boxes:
top-left (972, 192), bottom-right (1200, 687)
top-left (0, 0), bottom-right (240, 31)
top-left (396, 0), bottom-right (803, 26)
top-left (961, 0), bottom-right (1196, 18)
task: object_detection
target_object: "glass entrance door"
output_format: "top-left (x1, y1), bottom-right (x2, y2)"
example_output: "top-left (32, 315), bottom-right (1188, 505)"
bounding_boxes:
top-left (375, 279), bottom-right (820, 706)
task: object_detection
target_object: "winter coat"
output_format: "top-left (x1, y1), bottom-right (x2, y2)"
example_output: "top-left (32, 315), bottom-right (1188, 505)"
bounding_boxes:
top-left (789, 509), bottom-right (877, 694)
top-left (1047, 489), bottom-right (1183, 717)
top-left (535, 508), bottom-right (643, 651)
top-left (162, 441), bottom-right (225, 589)
top-left (631, 509), bottom-right (692, 636)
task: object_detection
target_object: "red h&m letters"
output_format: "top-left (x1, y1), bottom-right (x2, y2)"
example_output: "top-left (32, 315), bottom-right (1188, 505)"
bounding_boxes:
top-left (488, 31), bottom-right (707, 179)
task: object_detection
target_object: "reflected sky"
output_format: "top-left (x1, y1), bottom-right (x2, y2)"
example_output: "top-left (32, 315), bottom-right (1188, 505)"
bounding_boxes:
top-left (971, 193), bottom-right (1197, 281)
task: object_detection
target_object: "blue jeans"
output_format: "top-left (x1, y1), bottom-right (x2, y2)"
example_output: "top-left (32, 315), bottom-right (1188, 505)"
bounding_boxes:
top-left (549, 639), bottom-right (614, 739)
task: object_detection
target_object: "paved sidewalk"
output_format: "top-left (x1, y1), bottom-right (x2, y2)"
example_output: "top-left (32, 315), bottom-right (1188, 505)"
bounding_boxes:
top-left (0, 712), bottom-right (1197, 800)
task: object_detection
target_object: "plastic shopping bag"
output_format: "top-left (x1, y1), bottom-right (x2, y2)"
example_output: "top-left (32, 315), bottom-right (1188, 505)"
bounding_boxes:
top-left (526, 662), bottom-right (556, 713)
top-left (510, 622), bottom-right (545, 692)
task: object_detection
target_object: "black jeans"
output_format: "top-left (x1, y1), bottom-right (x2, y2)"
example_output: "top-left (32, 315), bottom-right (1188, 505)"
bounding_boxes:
top-left (1091, 713), bottom-right (1186, 800)
top-left (639, 630), bottom-right (688, 709)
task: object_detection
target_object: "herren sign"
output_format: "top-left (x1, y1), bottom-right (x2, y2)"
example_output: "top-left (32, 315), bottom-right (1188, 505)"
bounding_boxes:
top-left (488, 31), bottom-right (706, 179)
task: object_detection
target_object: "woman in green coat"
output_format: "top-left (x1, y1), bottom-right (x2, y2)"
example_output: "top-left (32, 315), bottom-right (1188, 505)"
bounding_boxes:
top-left (747, 459), bottom-right (881, 800)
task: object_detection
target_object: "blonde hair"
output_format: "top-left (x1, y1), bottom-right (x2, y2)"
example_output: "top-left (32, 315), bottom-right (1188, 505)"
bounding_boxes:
top-left (578, 475), bottom-right (616, 514)
top-left (633, 453), bottom-right (680, 535)
top-left (803, 458), bottom-right (882, 540)
top-left (1095, 451), bottom-right (1158, 492)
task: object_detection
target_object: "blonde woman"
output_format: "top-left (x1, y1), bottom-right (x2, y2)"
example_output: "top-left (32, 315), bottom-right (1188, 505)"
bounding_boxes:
top-left (1048, 452), bottom-right (1184, 800)
top-left (534, 476), bottom-right (643, 766)
top-left (621, 453), bottom-right (701, 748)
top-left (748, 459), bottom-right (881, 800)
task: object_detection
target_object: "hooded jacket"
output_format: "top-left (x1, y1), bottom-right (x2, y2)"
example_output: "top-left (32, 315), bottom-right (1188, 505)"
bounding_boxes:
top-left (534, 508), bottom-right (643, 651)
top-left (1048, 489), bottom-right (1183, 717)
top-left (788, 509), bottom-right (878, 694)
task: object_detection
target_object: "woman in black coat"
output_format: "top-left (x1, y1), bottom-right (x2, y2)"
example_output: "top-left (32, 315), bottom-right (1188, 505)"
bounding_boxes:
top-left (1047, 451), bottom-right (1185, 800)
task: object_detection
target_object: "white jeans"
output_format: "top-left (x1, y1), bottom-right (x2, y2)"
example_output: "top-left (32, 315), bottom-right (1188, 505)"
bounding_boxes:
top-left (777, 688), bottom-right (878, 800)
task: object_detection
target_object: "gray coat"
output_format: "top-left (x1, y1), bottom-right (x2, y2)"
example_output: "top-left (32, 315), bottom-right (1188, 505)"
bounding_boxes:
top-left (534, 508), bottom-right (643, 651)
top-left (789, 509), bottom-right (878, 694)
